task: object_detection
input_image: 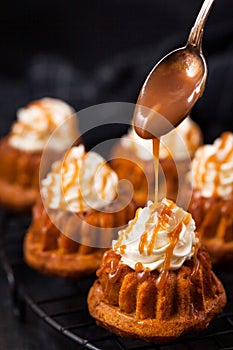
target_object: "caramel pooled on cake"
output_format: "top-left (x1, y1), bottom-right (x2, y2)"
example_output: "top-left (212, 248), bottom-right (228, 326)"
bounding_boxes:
top-left (188, 131), bottom-right (233, 264)
top-left (24, 145), bottom-right (136, 278)
top-left (88, 199), bottom-right (226, 342)
top-left (0, 98), bottom-right (79, 212)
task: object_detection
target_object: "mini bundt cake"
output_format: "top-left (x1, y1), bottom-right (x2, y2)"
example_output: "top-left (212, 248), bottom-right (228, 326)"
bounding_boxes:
top-left (0, 97), bottom-right (80, 212)
top-left (24, 145), bottom-right (136, 278)
top-left (111, 117), bottom-right (202, 205)
top-left (188, 131), bottom-right (233, 264)
top-left (88, 198), bottom-right (226, 342)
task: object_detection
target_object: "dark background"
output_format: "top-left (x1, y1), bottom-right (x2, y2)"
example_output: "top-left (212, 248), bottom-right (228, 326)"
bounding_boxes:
top-left (0, 1), bottom-right (233, 349)
top-left (0, 0), bottom-right (233, 141)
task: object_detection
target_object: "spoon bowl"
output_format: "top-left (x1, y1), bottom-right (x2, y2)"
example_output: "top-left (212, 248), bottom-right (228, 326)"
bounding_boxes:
top-left (134, 0), bottom-right (214, 139)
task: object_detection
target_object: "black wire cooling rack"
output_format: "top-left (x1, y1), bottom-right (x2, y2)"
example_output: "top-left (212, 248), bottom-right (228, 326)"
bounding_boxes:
top-left (0, 210), bottom-right (233, 350)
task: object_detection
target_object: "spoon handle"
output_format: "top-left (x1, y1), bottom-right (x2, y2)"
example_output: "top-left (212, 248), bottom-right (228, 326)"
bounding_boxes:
top-left (187, 0), bottom-right (215, 49)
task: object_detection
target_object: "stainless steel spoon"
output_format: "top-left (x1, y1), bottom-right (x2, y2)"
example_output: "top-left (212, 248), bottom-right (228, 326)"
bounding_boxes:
top-left (134, 0), bottom-right (215, 139)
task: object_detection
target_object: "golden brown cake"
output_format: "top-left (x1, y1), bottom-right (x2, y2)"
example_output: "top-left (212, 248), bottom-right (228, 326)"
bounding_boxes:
top-left (0, 97), bottom-right (80, 212)
top-left (110, 155), bottom-right (152, 208)
top-left (24, 145), bottom-right (136, 278)
top-left (111, 117), bottom-right (202, 205)
top-left (188, 131), bottom-right (233, 264)
top-left (0, 137), bottom-right (41, 212)
top-left (88, 199), bottom-right (226, 342)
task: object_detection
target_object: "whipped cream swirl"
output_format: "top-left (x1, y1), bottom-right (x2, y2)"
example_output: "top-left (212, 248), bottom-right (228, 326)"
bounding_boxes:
top-left (121, 117), bottom-right (202, 161)
top-left (41, 145), bottom-right (118, 212)
top-left (9, 98), bottom-right (79, 151)
top-left (190, 132), bottom-right (233, 199)
top-left (113, 198), bottom-right (198, 272)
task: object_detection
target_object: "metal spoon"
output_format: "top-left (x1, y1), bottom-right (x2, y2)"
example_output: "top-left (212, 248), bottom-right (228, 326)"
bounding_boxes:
top-left (134, 0), bottom-right (215, 139)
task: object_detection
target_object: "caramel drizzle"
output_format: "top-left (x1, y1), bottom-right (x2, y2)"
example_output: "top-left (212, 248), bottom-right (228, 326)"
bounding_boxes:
top-left (137, 201), bottom-right (191, 290)
top-left (156, 220), bottom-right (183, 290)
top-left (152, 138), bottom-right (160, 204)
top-left (98, 162), bottom-right (113, 201)
top-left (138, 201), bottom-right (175, 256)
top-left (108, 209), bottom-right (197, 291)
top-left (135, 262), bottom-right (151, 282)
top-left (46, 171), bottom-right (57, 207)
top-left (58, 152), bottom-right (112, 212)
top-left (11, 100), bottom-right (58, 138)
top-left (114, 208), bottom-right (141, 250)
top-left (139, 232), bottom-right (148, 255)
top-left (30, 100), bottom-right (57, 130)
top-left (191, 233), bottom-right (201, 279)
top-left (196, 132), bottom-right (233, 197)
top-left (108, 258), bottom-right (122, 283)
top-left (147, 203), bottom-right (174, 256)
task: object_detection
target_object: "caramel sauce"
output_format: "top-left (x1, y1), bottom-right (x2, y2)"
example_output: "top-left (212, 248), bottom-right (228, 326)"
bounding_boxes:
top-left (156, 221), bottom-right (183, 290)
top-left (156, 269), bottom-right (169, 290)
top-left (119, 244), bottom-right (126, 255)
top-left (196, 132), bottom-right (233, 198)
top-left (30, 100), bottom-right (57, 130)
top-left (57, 151), bottom-right (113, 213)
top-left (109, 258), bottom-right (122, 283)
top-left (135, 262), bottom-right (151, 282)
top-left (139, 232), bottom-right (148, 255)
top-left (183, 213), bottom-right (192, 225)
top-left (191, 237), bottom-right (201, 279)
top-left (114, 208), bottom-right (141, 249)
top-left (133, 48), bottom-right (204, 140)
top-left (152, 138), bottom-right (160, 203)
top-left (99, 162), bottom-right (113, 200)
top-left (98, 250), bottom-right (122, 285)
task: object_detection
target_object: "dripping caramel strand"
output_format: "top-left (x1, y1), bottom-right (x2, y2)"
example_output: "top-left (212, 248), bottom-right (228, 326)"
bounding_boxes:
top-left (98, 161), bottom-right (114, 200)
top-left (139, 232), bottom-right (148, 255)
top-left (138, 202), bottom-right (160, 254)
top-left (152, 137), bottom-right (160, 204)
top-left (114, 207), bottom-right (141, 249)
top-left (147, 202), bottom-right (175, 256)
top-left (191, 232), bottom-right (201, 279)
top-left (156, 212), bottom-right (191, 290)
top-left (60, 150), bottom-right (87, 212)
top-left (135, 262), bottom-right (151, 282)
top-left (197, 132), bottom-right (233, 196)
top-left (138, 201), bottom-right (175, 256)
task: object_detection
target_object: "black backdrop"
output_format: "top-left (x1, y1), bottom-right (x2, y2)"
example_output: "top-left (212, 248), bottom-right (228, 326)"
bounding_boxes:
top-left (0, 0), bottom-right (232, 142)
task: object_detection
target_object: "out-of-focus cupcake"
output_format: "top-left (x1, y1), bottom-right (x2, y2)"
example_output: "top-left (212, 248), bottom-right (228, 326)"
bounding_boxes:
top-left (188, 131), bottom-right (233, 264)
top-left (111, 117), bottom-right (202, 206)
top-left (88, 198), bottom-right (226, 342)
top-left (24, 145), bottom-right (136, 278)
top-left (0, 97), bottom-right (80, 212)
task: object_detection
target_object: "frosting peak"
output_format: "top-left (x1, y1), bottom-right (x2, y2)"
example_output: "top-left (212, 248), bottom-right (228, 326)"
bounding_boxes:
top-left (190, 132), bottom-right (233, 199)
top-left (113, 198), bottom-right (198, 272)
top-left (41, 145), bottom-right (119, 213)
top-left (9, 98), bottom-right (79, 151)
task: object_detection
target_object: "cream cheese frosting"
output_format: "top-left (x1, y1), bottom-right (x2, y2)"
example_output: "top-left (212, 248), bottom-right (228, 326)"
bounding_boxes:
top-left (113, 198), bottom-right (198, 272)
top-left (9, 98), bottom-right (79, 151)
top-left (120, 117), bottom-right (202, 161)
top-left (41, 145), bottom-right (118, 213)
top-left (190, 132), bottom-right (233, 199)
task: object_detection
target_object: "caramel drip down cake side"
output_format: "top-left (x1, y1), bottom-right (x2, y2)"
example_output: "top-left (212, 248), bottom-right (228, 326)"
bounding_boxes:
top-left (97, 248), bottom-right (221, 322)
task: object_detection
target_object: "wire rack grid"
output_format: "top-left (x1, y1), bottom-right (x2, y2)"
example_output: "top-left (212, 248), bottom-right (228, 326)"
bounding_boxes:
top-left (0, 211), bottom-right (233, 350)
